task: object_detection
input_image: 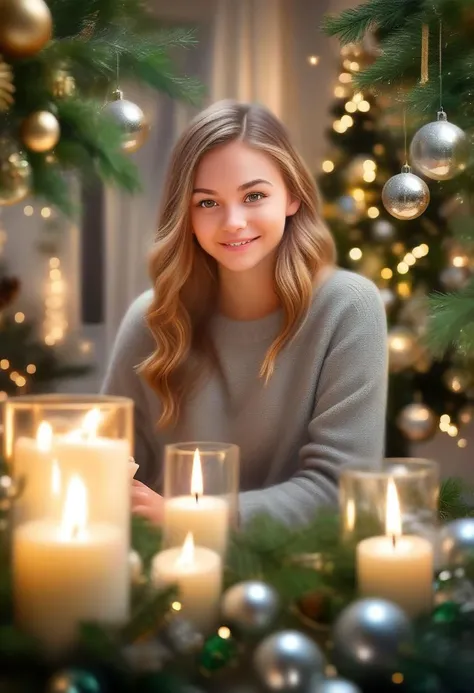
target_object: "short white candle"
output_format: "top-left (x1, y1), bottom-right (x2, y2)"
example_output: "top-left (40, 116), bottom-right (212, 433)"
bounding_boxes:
top-left (151, 532), bottom-right (222, 632)
top-left (13, 475), bottom-right (129, 656)
top-left (357, 479), bottom-right (434, 618)
top-left (164, 448), bottom-right (229, 555)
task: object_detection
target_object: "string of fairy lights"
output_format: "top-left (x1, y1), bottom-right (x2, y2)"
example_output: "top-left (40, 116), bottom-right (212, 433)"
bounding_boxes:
top-left (314, 45), bottom-right (472, 449)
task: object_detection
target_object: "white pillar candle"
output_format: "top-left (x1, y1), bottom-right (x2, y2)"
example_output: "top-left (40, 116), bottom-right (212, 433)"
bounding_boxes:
top-left (13, 475), bottom-right (129, 656)
top-left (151, 532), bottom-right (222, 632)
top-left (164, 448), bottom-right (229, 555)
top-left (357, 479), bottom-right (433, 618)
top-left (13, 422), bottom-right (62, 523)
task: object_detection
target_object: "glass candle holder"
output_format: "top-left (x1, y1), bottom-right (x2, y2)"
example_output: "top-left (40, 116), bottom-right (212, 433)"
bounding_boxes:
top-left (163, 442), bottom-right (239, 556)
top-left (340, 458), bottom-right (439, 619)
top-left (3, 394), bottom-right (133, 656)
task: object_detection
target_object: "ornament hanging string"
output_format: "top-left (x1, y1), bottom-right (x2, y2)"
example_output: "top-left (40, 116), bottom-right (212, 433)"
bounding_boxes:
top-left (438, 19), bottom-right (443, 113)
top-left (403, 107), bottom-right (408, 167)
top-left (421, 24), bottom-right (429, 84)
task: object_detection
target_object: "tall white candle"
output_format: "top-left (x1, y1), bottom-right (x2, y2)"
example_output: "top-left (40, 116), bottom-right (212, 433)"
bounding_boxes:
top-left (164, 448), bottom-right (229, 555)
top-left (151, 532), bottom-right (222, 632)
top-left (357, 479), bottom-right (433, 618)
top-left (13, 475), bottom-right (129, 656)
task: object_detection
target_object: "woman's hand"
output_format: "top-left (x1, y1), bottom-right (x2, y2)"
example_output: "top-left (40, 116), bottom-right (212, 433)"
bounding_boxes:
top-left (131, 479), bottom-right (164, 525)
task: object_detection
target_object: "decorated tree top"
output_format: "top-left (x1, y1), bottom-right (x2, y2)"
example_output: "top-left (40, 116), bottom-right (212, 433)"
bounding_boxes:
top-left (0, 0), bottom-right (202, 215)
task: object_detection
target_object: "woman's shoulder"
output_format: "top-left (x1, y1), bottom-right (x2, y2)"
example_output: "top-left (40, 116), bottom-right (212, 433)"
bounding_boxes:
top-left (315, 267), bottom-right (385, 314)
top-left (113, 289), bottom-right (155, 357)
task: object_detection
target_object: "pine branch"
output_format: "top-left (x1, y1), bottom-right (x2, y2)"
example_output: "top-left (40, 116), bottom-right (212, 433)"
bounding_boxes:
top-left (426, 279), bottom-right (474, 354)
top-left (323, 0), bottom-right (422, 45)
top-left (439, 477), bottom-right (474, 521)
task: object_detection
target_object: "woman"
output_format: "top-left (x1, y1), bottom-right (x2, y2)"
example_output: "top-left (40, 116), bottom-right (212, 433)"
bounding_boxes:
top-left (102, 99), bottom-right (388, 527)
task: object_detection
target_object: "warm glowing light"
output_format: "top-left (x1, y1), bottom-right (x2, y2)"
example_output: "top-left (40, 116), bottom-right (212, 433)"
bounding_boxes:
top-left (341, 114), bottom-right (353, 127)
top-left (353, 92), bottom-right (363, 103)
top-left (9, 371), bottom-right (18, 382)
top-left (386, 480), bottom-right (402, 539)
top-left (26, 363), bottom-right (36, 374)
top-left (37, 422), bottom-right (53, 452)
top-left (339, 72), bottom-right (352, 83)
top-left (363, 159), bottom-right (376, 170)
top-left (392, 673), bottom-right (404, 685)
top-left (349, 247), bottom-right (363, 261)
top-left (307, 55), bottom-right (319, 66)
top-left (352, 188), bottom-right (365, 201)
top-left (346, 498), bottom-right (356, 532)
top-left (448, 425), bottom-right (458, 437)
top-left (176, 532), bottom-right (195, 568)
top-left (61, 476), bottom-right (87, 541)
top-left (83, 408), bottom-right (101, 439)
top-left (49, 268), bottom-right (61, 281)
top-left (453, 255), bottom-right (468, 268)
top-left (334, 86), bottom-right (346, 98)
top-left (49, 257), bottom-right (60, 268)
top-left (381, 268), bottom-right (393, 279)
top-left (350, 61), bottom-right (360, 71)
top-left (345, 101), bottom-right (357, 113)
top-left (322, 160), bottom-right (335, 173)
top-left (397, 262), bottom-right (409, 274)
top-left (51, 460), bottom-right (61, 496)
top-left (392, 242), bottom-right (405, 255)
top-left (0, 359), bottom-right (9, 369)
top-left (367, 207), bottom-right (380, 219)
top-left (440, 414), bottom-right (451, 424)
top-left (439, 420), bottom-right (450, 432)
top-left (404, 253), bottom-right (416, 266)
top-left (363, 171), bottom-right (376, 182)
top-left (14, 312), bottom-right (25, 323)
top-left (171, 601), bottom-right (182, 611)
top-left (191, 448), bottom-right (204, 497)
top-left (418, 243), bottom-right (429, 256)
top-left (218, 626), bottom-right (232, 639)
top-left (458, 439), bottom-right (467, 448)
top-left (412, 246), bottom-right (423, 259)
top-left (41, 207), bottom-right (51, 219)
top-left (45, 335), bottom-right (55, 346)
top-left (24, 205), bottom-right (34, 216)
top-left (333, 120), bottom-right (346, 133)
top-left (16, 375), bottom-right (26, 388)
top-left (373, 144), bottom-right (385, 155)
top-left (358, 100), bottom-right (370, 112)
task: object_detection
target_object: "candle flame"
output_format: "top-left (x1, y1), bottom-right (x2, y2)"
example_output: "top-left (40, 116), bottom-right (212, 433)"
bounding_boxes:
top-left (60, 475), bottom-right (87, 541)
top-left (345, 498), bottom-right (356, 532)
top-left (191, 448), bottom-right (203, 498)
top-left (82, 408), bottom-right (101, 439)
top-left (176, 532), bottom-right (195, 568)
top-left (36, 421), bottom-right (53, 452)
top-left (385, 478), bottom-right (402, 539)
top-left (51, 459), bottom-right (61, 496)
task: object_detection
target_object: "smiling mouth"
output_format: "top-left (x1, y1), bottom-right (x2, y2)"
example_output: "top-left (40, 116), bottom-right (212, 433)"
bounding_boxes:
top-left (220, 237), bottom-right (260, 248)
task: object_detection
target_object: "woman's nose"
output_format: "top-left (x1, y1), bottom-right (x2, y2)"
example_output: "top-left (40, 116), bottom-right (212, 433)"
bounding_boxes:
top-left (223, 207), bottom-right (247, 233)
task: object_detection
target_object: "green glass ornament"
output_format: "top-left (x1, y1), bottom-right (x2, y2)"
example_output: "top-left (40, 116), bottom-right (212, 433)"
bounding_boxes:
top-left (432, 601), bottom-right (461, 624)
top-left (199, 633), bottom-right (237, 673)
top-left (46, 669), bottom-right (101, 693)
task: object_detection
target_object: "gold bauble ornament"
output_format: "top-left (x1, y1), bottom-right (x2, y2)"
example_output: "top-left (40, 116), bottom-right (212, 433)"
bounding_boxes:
top-left (21, 110), bottom-right (60, 153)
top-left (0, 55), bottom-right (14, 112)
top-left (0, 140), bottom-right (31, 206)
top-left (397, 402), bottom-right (437, 442)
top-left (50, 65), bottom-right (76, 99)
top-left (388, 326), bottom-right (419, 373)
top-left (102, 89), bottom-right (149, 153)
top-left (0, 0), bottom-right (53, 58)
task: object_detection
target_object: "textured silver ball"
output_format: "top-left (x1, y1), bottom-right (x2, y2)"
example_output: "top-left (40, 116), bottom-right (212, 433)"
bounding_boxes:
top-left (440, 519), bottom-right (474, 568)
top-left (410, 111), bottom-right (469, 181)
top-left (397, 402), bottom-right (438, 443)
top-left (310, 679), bottom-right (362, 693)
top-left (382, 165), bottom-right (430, 220)
top-left (254, 630), bottom-right (325, 692)
top-left (332, 599), bottom-right (412, 687)
top-left (221, 581), bottom-right (280, 635)
top-left (371, 219), bottom-right (396, 242)
top-left (103, 89), bottom-right (149, 153)
top-left (440, 266), bottom-right (471, 291)
top-left (387, 326), bottom-right (419, 373)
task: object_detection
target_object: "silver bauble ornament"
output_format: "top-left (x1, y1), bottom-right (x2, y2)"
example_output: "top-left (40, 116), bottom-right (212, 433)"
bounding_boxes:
top-left (102, 89), bottom-right (149, 153)
top-left (310, 679), bottom-right (362, 693)
top-left (382, 165), bottom-right (430, 220)
top-left (387, 326), bottom-right (419, 372)
top-left (0, 140), bottom-right (31, 206)
top-left (332, 599), bottom-right (412, 687)
top-left (440, 519), bottom-right (474, 568)
top-left (254, 630), bottom-right (325, 692)
top-left (371, 219), bottom-right (395, 242)
top-left (397, 402), bottom-right (437, 442)
top-left (221, 581), bottom-right (280, 635)
top-left (443, 368), bottom-right (471, 394)
top-left (410, 110), bottom-right (469, 181)
top-left (159, 616), bottom-right (204, 655)
top-left (46, 669), bottom-right (101, 693)
top-left (440, 266), bottom-right (470, 291)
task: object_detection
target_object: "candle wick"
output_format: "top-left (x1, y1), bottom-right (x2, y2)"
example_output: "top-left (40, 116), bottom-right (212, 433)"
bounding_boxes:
top-left (392, 534), bottom-right (397, 549)
top-left (195, 493), bottom-right (199, 504)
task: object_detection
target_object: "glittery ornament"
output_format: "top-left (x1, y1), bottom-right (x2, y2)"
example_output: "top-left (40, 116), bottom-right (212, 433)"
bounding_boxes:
top-left (102, 89), bottom-right (149, 153)
top-left (221, 581), bottom-right (280, 635)
top-left (397, 402), bottom-right (438, 442)
top-left (382, 165), bottom-right (430, 220)
top-left (440, 519), bottom-right (474, 568)
top-left (21, 110), bottom-right (60, 153)
top-left (410, 110), bottom-right (469, 181)
top-left (387, 326), bottom-right (419, 372)
top-left (254, 630), bottom-right (325, 692)
top-left (0, 140), bottom-right (31, 206)
top-left (0, 55), bottom-right (14, 111)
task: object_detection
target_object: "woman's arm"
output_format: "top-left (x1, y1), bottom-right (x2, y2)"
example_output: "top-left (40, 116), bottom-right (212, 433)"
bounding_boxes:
top-left (238, 282), bottom-right (388, 527)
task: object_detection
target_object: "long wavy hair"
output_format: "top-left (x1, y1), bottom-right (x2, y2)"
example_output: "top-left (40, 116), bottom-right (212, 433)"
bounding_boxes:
top-left (139, 100), bottom-right (336, 427)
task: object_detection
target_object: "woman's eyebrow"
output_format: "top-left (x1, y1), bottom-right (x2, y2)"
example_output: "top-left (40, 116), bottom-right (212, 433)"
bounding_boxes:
top-left (192, 179), bottom-right (273, 195)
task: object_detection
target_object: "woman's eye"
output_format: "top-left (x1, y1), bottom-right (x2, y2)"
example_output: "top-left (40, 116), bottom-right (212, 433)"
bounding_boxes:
top-left (197, 199), bottom-right (217, 208)
top-left (245, 192), bottom-right (266, 202)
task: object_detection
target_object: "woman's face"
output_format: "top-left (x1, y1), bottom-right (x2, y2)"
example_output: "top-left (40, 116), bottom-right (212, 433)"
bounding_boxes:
top-left (190, 140), bottom-right (299, 275)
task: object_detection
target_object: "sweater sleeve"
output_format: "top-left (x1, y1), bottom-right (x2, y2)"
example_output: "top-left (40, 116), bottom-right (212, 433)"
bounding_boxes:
top-left (100, 291), bottom-right (158, 487)
top-left (238, 280), bottom-right (388, 527)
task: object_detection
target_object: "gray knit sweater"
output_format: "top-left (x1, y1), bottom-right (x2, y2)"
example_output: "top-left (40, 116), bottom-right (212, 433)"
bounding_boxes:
top-left (101, 269), bottom-right (388, 526)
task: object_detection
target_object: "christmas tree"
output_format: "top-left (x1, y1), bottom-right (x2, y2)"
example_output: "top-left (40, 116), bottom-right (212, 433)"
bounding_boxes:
top-left (0, 0), bottom-right (201, 394)
top-left (318, 43), bottom-right (473, 456)
top-left (323, 0), bottom-right (474, 450)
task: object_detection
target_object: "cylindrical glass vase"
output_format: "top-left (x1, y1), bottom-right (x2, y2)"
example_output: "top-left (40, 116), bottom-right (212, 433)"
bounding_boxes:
top-left (340, 458), bottom-right (440, 542)
top-left (163, 442), bottom-right (239, 556)
top-left (3, 394), bottom-right (133, 656)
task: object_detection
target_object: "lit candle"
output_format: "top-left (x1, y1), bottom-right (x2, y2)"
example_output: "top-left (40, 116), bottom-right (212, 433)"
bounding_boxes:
top-left (54, 408), bottom-right (130, 527)
top-left (164, 448), bottom-right (230, 555)
top-left (357, 479), bottom-right (434, 618)
top-left (13, 422), bottom-right (61, 523)
top-left (13, 475), bottom-right (129, 656)
top-left (151, 532), bottom-right (222, 632)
